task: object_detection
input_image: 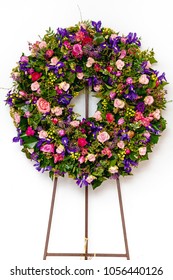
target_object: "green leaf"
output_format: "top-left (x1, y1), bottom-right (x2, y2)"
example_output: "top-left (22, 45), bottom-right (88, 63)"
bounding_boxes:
top-left (22, 136), bottom-right (38, 148)
top-left (93, 33), bottom-right (105, 44)
top-left (92, 178), bottom-right (104, 189)
top-left (150, 134), bottom-right (159, 144)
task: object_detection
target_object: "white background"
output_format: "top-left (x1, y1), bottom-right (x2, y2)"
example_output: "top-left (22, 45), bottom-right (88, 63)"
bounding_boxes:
top-left (0, 0), bottom-right (173, 279)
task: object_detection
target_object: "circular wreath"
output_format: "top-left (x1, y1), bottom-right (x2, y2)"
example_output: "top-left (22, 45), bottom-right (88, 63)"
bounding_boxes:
top-left (6, 20), bottom-right (167, 189)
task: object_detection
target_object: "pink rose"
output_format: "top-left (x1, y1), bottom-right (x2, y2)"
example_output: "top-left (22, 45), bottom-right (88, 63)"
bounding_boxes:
top-left (114, 98), bottom-right (125, 109)
top-left (86, 57), bottom-right (95, 67)
top-left (126, 77), bottom-right (133, 84)
top-left (144, 95), bottom-right (154, 105)
top-left (93, 85), bottom-right (101, 92)
top-left (37, 98), bottom-right (50, 113)
top-left (109, 91), bottom-right (116, 100)
top-left (45, 49), bottom-right (54, 58)
top-left (108, 166), bottom-right (119, 174)
top-left (51, 106), bottom-right (63, 116)
top-left (115, 59), bottom-right (125, 70)
top-left (58, 129), bottom-right (65, 136)
top-left (19, 90), bottom-right (27, 97)
top-left (78, 156), bottom-right (85, 164)
top-left (93, 111), bottom-right (102, 121)
top-left (141, 117), bottom-right (151, 127)
top-left (121, 37), bottom-right (127, 43)
top-left (101, 147), bottom-right (112, 158)
top-left (14, 112), bottom-right (20, 124)
top-left (86, 175), bottom-right (96, 184)
top-left (39, 41), bottom-right (47, 49)
top-left (117, 140), bottom-right (125, 149)
top-left (72, 44), bottom-right (83, 58)
top-left (119, 50), bottom-right (126, 59)
top-left (139, 147), bottom-right (147, 156)
top-left (118, 117), bottom-right (125, 125)
top-left (70, 120), bottom-right (80, 127)
top-left (139, 74), bottom-right (149, 84)
top-left (20, 56), bottom-right (29, 63)
top-left (59, 81), bottom-right (70, 92)
top-left (152, 109), bottom-right (161, 120)
top-left (143, 131), bottom-right (151, 138)
top-left (97, 131), bottom-right (110, 143)
top-left (86, 154), bottom-right (96, 162)
top-left (38, 130), bottom-right (48, 139)
top-left (31, 81), bottom-right (40, 91)
top-left (116, 71), bottom-right (122, 77)
top-left (40, 144), bottom-right (54, 153)
top-left (54, 154), bottom-right (64, 163)
top-left (24, 111), bottom-right (31, 118)
top-left (135, 111), bottom-right (143, 121)
top-left (50, 57), bottom-right (59, 65)
top-left (77, 72), bottom-right (84, 80)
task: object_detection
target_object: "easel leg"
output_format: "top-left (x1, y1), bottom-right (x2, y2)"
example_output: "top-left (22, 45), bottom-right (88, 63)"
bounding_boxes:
top-left (116, 178), bottom-right (130, 260)
top-left (43, 176), bottom-right (58, 260)
top-left (85, 185), bottom-right (88, 260)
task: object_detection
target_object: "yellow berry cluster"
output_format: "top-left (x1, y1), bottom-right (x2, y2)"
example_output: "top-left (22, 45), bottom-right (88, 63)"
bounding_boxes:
top-left (47, 129), bottom-right (56, 140)
top-left (117, 150), bottom-right (125, 161)
top-left (125, 107), bottom-right (135, 118)
top-left (70, 152), bottom-right (80, 160)
top-left (47, 72), bottom-right (57, 86)
top-left (102, 99), bottom-right (108, 109)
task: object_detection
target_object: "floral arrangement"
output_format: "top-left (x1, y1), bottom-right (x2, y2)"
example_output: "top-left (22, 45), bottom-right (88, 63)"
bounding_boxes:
top-left (6, 20), bottom-right (167, 189)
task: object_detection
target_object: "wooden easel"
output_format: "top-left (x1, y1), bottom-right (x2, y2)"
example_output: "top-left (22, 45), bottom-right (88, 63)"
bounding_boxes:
top-left (43, 87), bottom-right (130, 260)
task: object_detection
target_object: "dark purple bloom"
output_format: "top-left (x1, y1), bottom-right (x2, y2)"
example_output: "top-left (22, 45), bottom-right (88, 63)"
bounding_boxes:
top-left (121, 134), bottom-right (129, 141)
top-left (57, 27), bottom-right (69, 37)
top-left (5, 97), bottom-right (13, 106)
top-left (58, 94), bottom-right (72, 105)
top-left (126, 32), bottom-right (141, 46)
top-left (124, 166), bottom-right (132, 173)
top-left (13, 136), bottom-right (20, 142)
top-left (76, 65), bottom-right (83, 72)
top-left (19, 62), bottom-right (28, 72)
top-left (123, 158), bottom-right (138, 173)
top-left (158, 72), bottom-right (167, 82)
top-left (124, 85), bottom-right (138, 100)
top-left (91, 21), bottom-right (102, 32)
top-left (76, 175), bottom-right (89, 188)
top-left (107, 77), bottom-right (114, 86)
top-left (136, 102), bottom-right (145, 113)
top-left (87, 77), bottom-right (93, 86)
top-left (61, 137), bottom-right (69, 146)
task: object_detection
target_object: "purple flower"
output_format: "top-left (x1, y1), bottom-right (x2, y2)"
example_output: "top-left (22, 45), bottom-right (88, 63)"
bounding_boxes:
top-left (124, 85), bottom-right (138, 100)
top-left (5, 97), bottom-right (13, 106)
top-left (61, 137), bottom-right (69, 146)
top-left (126, 32), bottom-right (141, 46)
top-left (58, 94), bottom-right (72, 105)
top-left (136, 102), bottom-right (145, 113)
top-left (76, 175), bottom-right (89, 188)
top-left (76, 65), bottom-right (83, 73)
top-left (158, 72), bottom-right (167, 82)
top-left (57, 27), bottom-right (69, 38)
top-left (91, 21), bottom-right (102, 32)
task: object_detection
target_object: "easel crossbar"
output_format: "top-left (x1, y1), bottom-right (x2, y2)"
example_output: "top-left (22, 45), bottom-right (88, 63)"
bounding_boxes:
top-left (46, 253), bottom-right (128, 258)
